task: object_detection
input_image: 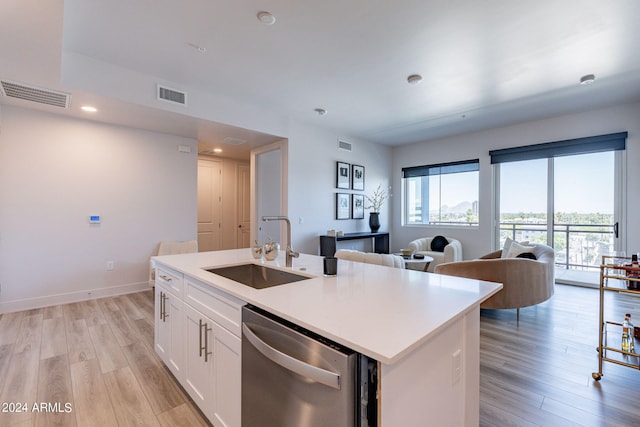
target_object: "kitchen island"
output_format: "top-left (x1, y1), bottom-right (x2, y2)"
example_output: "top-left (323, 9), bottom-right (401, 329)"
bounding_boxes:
top-left (153, 249), bottom-right (502, 426)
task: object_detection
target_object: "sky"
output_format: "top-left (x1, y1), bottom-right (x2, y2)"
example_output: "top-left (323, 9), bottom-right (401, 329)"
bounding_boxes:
top-left (500, 151), bottom-right (614, 214)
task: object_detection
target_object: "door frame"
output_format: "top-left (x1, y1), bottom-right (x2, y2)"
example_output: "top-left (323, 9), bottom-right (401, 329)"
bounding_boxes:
top-left (250, 139), bottom-right (288, 246)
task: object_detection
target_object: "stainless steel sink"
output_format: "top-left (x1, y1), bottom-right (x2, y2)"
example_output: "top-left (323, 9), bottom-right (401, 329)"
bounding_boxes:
top-left (205, 263), bottom-right (311, 289)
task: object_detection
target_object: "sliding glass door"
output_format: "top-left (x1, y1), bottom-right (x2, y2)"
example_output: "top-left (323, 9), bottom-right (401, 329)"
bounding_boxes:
top-left (498, 158), bottom-right (549, 246)
top-left (493, 132), bottom-right (627, 275)
top-left (553, 151), bottom-right (617, 270)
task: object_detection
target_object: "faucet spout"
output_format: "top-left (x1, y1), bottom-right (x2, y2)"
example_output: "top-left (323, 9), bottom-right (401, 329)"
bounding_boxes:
top-left (261, 216), bottom-right (299, 267)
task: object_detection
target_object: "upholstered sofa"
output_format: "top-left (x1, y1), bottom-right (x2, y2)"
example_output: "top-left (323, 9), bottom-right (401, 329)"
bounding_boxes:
top-left (406, 236), bottom-right (463, 272)
top-left (434, 243), bottom-right (555, 321)
top-left (335, 249), bottom-right (405, 268)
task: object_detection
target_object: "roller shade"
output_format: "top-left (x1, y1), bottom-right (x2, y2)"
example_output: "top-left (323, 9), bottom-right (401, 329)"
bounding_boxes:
top-left (402, 159), bottom-right (479, 178)
top-left (489, 132), bottom-right (627, 164)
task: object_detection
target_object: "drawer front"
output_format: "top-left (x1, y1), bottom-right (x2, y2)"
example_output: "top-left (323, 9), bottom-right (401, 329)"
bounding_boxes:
top-left (156, 265), bottom-right (183, 296)
top-left (184, 277), bottom-right (245, 337)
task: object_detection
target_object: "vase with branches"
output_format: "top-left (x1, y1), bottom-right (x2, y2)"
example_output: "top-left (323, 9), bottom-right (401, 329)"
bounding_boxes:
top-left (365, 184), bottom-right (389, 213)
top-left (364, 184), bottom-right (389, 232)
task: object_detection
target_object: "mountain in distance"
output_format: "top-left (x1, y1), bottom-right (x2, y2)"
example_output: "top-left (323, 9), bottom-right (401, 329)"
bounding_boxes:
top-left (440, 201), bottom-right (472, 214)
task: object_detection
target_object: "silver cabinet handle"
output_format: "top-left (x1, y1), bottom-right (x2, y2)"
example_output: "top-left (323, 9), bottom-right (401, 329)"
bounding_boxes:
top-left (204, 322), bottom-right (212, 362)
top-left (242, 323), bottom-right (341, 390)
top-left (159, 291), bottom-right (168, 321)
top-left (159, 274), bottom-right (172, 282)
top-left (161, 294), bottom-right (169, 321)
top-left (199, 319), bottom-right (212, 362)
top-left (199, 319), bottom-right (204, 357)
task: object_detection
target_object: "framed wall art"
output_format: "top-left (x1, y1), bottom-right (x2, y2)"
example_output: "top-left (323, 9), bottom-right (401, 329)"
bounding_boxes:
top-left (352, 194), bottom-right (364, 219)
top-left (336, 193), bottom-right (350, 219)
top-left (352, 164), bottom-right (365, 191)
top-left (336, 161), bottom-right (350, 189)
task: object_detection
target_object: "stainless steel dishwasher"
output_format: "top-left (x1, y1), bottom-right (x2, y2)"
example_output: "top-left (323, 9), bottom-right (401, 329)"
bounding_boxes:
top-left (242, 305), bottom-right (377, 427)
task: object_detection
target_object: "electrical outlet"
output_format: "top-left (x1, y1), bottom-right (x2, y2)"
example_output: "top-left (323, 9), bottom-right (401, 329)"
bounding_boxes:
top-left (106, 261), bottom-right (114, 271)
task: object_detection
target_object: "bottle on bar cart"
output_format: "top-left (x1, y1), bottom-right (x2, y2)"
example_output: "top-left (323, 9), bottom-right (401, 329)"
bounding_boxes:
top-left (627, 313), bottom-right (635, 353)
top-left (622, 314), bottom-right (632, 353)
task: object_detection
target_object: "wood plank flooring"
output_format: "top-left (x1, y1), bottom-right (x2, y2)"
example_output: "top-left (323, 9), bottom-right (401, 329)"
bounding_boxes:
top-left (0, 285), bottom-right (638, 426)
top-left (0, 290), bottom-right (210, 427)
top-left (480, 284), bottom-right (640, 426)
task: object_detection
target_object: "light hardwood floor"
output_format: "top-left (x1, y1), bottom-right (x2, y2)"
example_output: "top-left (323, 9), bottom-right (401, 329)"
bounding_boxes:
top-left (480, 283), bottom-right (640, 426)
top-left (0, 290), bottom-right (210, 427)
top-left (1, 285), bottom-right (639, 426)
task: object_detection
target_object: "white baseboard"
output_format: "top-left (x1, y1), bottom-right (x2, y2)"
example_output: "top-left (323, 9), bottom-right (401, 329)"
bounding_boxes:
top-left (0, 281), bottom-right (151, 314)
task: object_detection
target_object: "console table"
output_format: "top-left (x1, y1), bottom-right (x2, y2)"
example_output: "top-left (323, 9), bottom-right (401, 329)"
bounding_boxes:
top-left (319, 232), bottom-right (390, 256)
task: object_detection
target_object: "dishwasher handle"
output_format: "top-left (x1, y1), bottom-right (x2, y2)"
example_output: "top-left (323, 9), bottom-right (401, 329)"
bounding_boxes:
top-left (242, 323), bottom-right (341, 390)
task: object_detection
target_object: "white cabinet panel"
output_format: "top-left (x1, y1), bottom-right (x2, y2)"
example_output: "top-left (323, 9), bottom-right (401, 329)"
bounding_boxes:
top-left (155, 262), bottom-right (244, 427)
top-left (155, 284), bottom-right (184, 381)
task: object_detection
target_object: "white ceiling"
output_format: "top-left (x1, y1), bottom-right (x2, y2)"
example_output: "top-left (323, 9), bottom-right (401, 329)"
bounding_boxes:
top-left (2, 0), bottom-right (640, 160)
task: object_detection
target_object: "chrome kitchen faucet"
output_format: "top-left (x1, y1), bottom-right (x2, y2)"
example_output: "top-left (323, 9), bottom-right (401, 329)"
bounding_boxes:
top-left (261, 216), bottom-right (299, 267)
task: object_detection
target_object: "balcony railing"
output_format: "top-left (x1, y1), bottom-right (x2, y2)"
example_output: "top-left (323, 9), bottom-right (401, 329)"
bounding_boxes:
top-left (500, 221), bottom-right (615, 271)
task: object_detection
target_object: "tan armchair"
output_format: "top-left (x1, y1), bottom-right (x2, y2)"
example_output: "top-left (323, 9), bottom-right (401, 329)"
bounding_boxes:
top-left (434, 243), bottom-right (555, 321)
top-left (407, 236), bottom-right (463, 272)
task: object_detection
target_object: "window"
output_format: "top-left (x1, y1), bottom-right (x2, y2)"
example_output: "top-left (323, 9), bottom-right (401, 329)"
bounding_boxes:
top-left (402, 159), bottom-right (479, 226)
top-left (491, 132), bottom-right (627, 274)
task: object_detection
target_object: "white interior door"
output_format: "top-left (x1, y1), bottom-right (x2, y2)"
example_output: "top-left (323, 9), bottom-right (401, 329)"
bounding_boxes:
top-left (198, 158), bottom-right (223, 252)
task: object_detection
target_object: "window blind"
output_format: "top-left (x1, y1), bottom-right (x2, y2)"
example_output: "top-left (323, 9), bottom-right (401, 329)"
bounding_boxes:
top-left (489, 132), bottom-right (627, 165)
top-left (402, 159), bottom-right (479, 178)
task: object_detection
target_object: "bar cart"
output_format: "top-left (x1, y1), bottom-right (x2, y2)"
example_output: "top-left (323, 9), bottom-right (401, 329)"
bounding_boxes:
top-left (592, 255), bottom-right (640, 381)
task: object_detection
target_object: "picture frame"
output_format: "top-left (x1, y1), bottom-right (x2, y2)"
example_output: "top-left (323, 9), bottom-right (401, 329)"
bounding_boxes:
top-left (352, 164), bottom-right (365, 191)
top-left (336, 193), bottom-right (350, 219)
top-left (352, 194), bottom-right (364, 219)
top-left (336, 161), bottom-right (351, 189)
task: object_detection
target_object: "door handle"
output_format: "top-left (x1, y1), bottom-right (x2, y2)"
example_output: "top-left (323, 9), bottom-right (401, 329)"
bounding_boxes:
top-left (242, 323), bottom-right (341, 390)
top-left (614, 222), bottom-right (619, 238)
top-left (162, 294), bottom-right (169, 321)
top-left (199, 319), bottom-right (212, 362)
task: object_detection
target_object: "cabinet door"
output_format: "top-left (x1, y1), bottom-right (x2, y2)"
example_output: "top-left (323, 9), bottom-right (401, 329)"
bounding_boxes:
top-left (184, 305), bottom-right (214, 419)
top-left (155, 286), bottom-right (184, 381)
top-left (212, 325), bottom-right (241, 427)
top-left (155, 286), bottom-right (170, 361)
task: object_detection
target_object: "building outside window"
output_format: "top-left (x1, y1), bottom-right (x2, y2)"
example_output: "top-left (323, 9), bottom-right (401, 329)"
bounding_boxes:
top-left (402, 159), bottom-right (479, 226)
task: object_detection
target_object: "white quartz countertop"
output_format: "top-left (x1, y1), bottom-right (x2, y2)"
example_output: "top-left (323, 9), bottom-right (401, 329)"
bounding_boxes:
top-left (153, 249), bottom-right (502, 364)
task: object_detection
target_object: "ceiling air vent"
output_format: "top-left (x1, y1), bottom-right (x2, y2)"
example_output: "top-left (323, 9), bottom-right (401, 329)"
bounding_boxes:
top-left (0, 80), bottom-right (71, 108)
top-left (223, 137), bottom-right (247, 146)
top-left (157, 84), bottom-right (187, 106)
top-left (338, 139), bottom-right (352, 152)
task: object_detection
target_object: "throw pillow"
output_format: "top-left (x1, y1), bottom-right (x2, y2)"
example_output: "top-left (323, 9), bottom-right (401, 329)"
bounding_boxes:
top-left (516, 252), bottom-right (537, 260)
top-left (505, 241), bottom-right (536, 258)
top-left (501, 238), bottom-right (530, 258)
top-left (430, 235), bottom-right (449, 252)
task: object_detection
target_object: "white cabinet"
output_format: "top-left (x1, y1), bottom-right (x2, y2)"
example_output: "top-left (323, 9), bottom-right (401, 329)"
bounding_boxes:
top-left (154, 263), bottom-right (244, 427)
top-left (155, 283), bottom-right (184, 381)
top-left (183, 298), bottom-right (242, 427)
top-left (211, 322), bottom-right (241, 427)
top-left (183, 304), bottom-right (214, 418)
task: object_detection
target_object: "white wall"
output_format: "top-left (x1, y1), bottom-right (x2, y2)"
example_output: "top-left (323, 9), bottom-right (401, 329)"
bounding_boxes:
top-left (0, 106), bottom-right (197, 312)
top-left (391, 102), bottom-right (640, 260)
top-left (286, 121), bottom-right (393, 255)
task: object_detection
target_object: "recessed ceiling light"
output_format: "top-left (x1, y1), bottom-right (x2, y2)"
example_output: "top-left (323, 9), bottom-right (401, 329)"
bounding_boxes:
top-left (579, 74), bottom-right (596, 85)
top-left (81, 106), bottom-right (97, 112)
top-left (407, 74), bottom-right (423, 85)
top-left (213, 148), bottom-right (223, 153)
top-left (257, 11), bottom-right (276, 25)
top-left (314, 108), bottom-right (327, 116)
